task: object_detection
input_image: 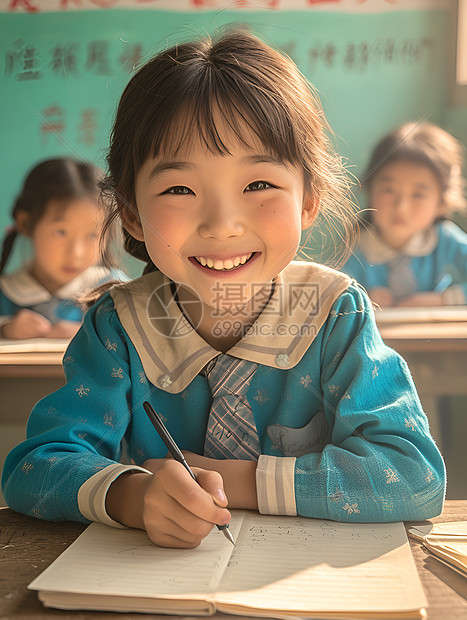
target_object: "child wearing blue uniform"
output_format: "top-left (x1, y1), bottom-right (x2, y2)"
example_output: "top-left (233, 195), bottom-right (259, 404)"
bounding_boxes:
top-left (342, 123), bottom-right (467, 307)
top-left (0, 158), bottom-right (127, 339)
top-left (2, 31), bottom-right (445, 549)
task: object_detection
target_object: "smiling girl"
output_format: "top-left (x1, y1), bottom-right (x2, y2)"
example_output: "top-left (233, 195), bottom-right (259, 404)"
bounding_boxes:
top-left (2, 31), bottom-right (445, 547)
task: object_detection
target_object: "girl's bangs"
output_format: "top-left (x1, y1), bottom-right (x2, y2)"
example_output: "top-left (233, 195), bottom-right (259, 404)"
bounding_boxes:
top-left (150, 88), bottom-right (301, 166)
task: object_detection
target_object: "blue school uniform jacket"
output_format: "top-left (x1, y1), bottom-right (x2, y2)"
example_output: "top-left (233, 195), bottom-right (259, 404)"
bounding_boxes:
top-left (0, 264), bottom-right (128, 328)
top-left (342, 221), bottom-right (467, 304)
top-left (1, 262), bottom-right (445, 525)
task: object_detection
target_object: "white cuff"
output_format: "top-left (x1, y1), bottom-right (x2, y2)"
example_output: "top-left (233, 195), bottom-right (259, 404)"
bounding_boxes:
top-left (78, 463), bottom-right (150, 527)
top-left (255, 455), bottom-right (296, 515)
top-left (442, 285), bottom-right (466, 305)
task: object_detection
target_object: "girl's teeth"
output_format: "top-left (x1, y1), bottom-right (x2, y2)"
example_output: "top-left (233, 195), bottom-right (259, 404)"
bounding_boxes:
top-left (195, 253), bottom-right (253, 270)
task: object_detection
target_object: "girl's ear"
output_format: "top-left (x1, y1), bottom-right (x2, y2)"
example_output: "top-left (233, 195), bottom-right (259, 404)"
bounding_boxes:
top-left (301, 195), bottom-right (319, 231)
top-left (14, 210), bottom-right (31, 237)
top-left (120, 205), bottom-right (145, 241)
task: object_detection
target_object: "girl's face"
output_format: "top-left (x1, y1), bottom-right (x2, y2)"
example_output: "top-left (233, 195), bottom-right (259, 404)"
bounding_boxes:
top-left (28, 198), bottom-right (104, 293)
top-left (127, 120), bottom-right (316, 318)
top-left (369, 160), bottom-right (444, 249)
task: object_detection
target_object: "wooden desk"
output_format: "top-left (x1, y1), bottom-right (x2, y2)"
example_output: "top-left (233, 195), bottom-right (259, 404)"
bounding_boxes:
top-left (378, 321), bottom-right (467, 354)
top-left (375, 309), bottom-right (467, 454)
top-left (0, 501), bottom-right (466, 620)
top-left (0, 339), bottom-right (68, 378)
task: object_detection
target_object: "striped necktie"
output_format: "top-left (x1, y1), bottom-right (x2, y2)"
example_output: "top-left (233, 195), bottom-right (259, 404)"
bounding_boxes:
top-left (203, 354), bottom-right (261, 461)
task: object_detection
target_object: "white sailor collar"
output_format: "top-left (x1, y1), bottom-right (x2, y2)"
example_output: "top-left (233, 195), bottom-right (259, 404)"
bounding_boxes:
top-left (0, 264), bottom-right (112, 306)
top-left (358, 225), bottom-right (439, 264)
top-left (110, 261), bottom-right (352, 394)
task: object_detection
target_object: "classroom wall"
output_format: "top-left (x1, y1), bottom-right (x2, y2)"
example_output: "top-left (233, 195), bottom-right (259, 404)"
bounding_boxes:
top-left (0, 0), bottom-right (456, 276)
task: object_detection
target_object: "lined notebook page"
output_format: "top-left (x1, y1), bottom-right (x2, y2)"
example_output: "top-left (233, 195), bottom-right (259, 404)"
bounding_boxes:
top-left (215, 513), bottom-right (427, 615)
top-left (29, 514), bottom-right (244, 599)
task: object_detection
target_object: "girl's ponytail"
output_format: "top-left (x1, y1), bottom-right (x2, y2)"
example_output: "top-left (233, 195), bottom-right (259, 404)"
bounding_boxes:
top-left (0, 228), bottom-right (18, 276)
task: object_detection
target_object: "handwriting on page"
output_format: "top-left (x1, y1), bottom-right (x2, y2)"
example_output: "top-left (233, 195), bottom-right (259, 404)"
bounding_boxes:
top-left (216, 513), bottom-right (419, 614)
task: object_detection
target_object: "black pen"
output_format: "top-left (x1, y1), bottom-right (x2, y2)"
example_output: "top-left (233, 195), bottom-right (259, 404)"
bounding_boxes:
top-left (142, 401), bottom-right (235, 546)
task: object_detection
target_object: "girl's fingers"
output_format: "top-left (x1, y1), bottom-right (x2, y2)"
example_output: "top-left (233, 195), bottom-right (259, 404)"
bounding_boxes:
top-left (142, 461), bottom-right (230, 547)
top-left (143, 485), bottom-right (215, 547)
top-left (194, 469), bottom-right (229, 507)
top-left (165, 464), bottom-right (231, 525)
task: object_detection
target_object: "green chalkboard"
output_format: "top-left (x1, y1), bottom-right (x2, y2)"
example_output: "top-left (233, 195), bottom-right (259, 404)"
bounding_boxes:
top-left (0, 8), bottom-right (451, 274)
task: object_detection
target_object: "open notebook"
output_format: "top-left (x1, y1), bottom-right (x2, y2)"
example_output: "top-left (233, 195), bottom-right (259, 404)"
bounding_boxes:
top-left (29, 511), bottom-right (427, 619)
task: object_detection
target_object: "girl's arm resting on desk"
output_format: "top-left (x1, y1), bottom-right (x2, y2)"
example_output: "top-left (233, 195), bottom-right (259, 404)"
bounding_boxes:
top-left (146, 454), bottom-right (259, 511)
top-left (0, 294), bottom-right (135, 522)
top-left (0, 308), bottom-right (52, 338)
top-left (395, 291), bottom-right (444, 307)
top-left (292, 286), bottom-right (445, 522)
top-left (46, 319), bottom-right (81, 339)
top-left (1, 292), bottom-right (232, 547)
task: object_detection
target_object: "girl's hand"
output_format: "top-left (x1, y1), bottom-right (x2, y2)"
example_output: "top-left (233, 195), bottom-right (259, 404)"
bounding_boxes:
top-left (395, 292), bottom-right (444, 307)
top-left (46, 320), bottom-right (81, 339)
top-left (106, 461), bottom-right (230, 549)
top-left (368, 287), bottom-right (395, 308)
top-left (1, 309), bottom-right (52, 339)
top-left (181, 452), bottom-right (258, 512)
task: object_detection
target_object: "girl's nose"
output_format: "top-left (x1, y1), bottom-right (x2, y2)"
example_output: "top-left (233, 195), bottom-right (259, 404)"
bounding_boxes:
top-left (393, 194), bottom-right (411, 212)
top-left (198, 198), bottom-right (245, 240)
top-left (68, 238), bottom-right (86, 259)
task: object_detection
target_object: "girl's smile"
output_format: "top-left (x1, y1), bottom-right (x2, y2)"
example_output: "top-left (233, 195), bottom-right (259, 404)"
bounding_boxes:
top-left (189, 251), bottom-right (259, 274)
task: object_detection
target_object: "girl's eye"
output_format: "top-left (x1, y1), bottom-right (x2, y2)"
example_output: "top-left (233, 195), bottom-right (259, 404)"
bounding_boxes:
top-left (55, 229), bottom-right (67, 237)
top-left (165, 186), bottom-right (194, 195)
top-left (245, 180), bottom-right (271, 192)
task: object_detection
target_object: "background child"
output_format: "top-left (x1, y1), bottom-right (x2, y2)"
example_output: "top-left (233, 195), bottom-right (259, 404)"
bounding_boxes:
top-left (342, 122), bottom-right (467, 307)
top-left (2, 31), bottom-right (444, 548)
top-left (0, 158), bottom-right (127, 339)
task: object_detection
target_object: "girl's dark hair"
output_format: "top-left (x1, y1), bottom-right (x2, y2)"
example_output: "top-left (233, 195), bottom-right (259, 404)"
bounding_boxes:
top-left (101, 28), bottom-right (355, 273)
top-left (363, 122), bottom-right (466, 220)
top-left (0, 158), bottom-right (112, 275)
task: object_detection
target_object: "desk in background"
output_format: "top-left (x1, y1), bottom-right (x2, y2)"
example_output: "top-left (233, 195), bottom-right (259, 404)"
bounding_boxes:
top-left (0, 500), bottom-right (466, 619)
top-left (0, 339), bottom-right (68, 506)
top-left (0, 338), bottom-right (67, 379)
top-left (376, 307), bottom-right (467, 453)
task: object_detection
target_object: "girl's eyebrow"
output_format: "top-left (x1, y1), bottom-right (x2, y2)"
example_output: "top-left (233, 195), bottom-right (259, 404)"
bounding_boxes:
top-left (147, 161), bottom-right (193, 180)
top-left (241, 154), bottom-right (288, 167)
top-left (147, 154), bottom-right (287, 181)
top-left (376, 175), bottom-right (432, 190)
